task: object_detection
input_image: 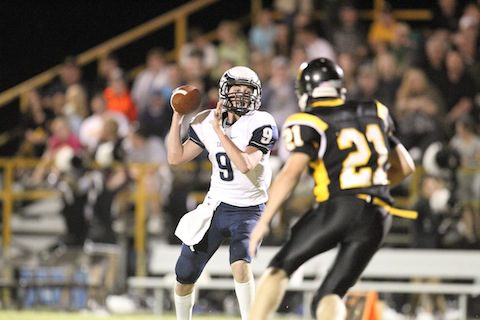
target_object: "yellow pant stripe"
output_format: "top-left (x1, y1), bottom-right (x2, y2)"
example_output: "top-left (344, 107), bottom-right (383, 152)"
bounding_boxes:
top-left (356, 194), bottom-right (418, 219)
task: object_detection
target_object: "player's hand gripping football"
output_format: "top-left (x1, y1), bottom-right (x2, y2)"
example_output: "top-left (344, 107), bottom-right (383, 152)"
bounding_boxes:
top-left (249, 221), bottom-right (270, 258)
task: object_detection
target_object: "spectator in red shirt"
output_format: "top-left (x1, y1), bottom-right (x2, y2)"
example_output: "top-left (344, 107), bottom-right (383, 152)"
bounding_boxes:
top-left (31, 116), bottom-right (83, 185)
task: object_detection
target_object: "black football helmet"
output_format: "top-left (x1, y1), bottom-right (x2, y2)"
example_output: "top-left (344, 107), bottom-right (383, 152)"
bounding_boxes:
top-left (295, 57), bottom-right (346, 111)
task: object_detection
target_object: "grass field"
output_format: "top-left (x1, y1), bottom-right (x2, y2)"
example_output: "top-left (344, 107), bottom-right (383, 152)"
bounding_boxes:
top-left (0, 311), bottom-right (302, 320)
top-left (0, 311), bottom-right (241, 320)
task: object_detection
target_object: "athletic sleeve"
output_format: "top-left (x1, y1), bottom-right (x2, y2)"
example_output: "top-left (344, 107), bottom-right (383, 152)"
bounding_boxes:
top-left (188, 126), bottom-right (205, 149)
top-left (388, 134), bottom-right (401, 148)
top-left (375, 101), bottom-right (396, 135)
top-left (386, 112), bottom-right (396, 136)
top-left (282, 112), bottom-right (328, 160)
top-left (248, 124), bottom-right (279, 154)
top-left (187, 110), bottom-right (211, 149)
top-left (283, 124), bottom-right (322, 160)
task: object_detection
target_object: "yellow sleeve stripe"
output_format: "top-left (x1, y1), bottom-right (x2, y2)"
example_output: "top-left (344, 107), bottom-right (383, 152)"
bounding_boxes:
top-left (375, 101), bottom-right (389, 127)
top-left (284, 113), bottom-right (328, 132)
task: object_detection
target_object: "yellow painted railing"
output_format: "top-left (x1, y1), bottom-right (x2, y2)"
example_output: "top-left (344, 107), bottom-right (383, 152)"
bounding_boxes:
top-left (0, 158), bottom-right (197, 277)
top-left (2, 157), bottom-right (479, 280)
top-left (0, 159), bottom-right (465, 254)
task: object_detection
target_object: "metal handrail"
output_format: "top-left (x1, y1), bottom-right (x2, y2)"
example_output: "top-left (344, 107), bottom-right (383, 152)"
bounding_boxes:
top-left (0, 158), bottom-right (196, 278)
top-left (2, 157), bottom-right (478, 286)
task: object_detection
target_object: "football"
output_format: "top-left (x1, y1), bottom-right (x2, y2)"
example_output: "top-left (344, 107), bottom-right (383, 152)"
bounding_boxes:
top-left (170, 84), bottom-right (202, 114)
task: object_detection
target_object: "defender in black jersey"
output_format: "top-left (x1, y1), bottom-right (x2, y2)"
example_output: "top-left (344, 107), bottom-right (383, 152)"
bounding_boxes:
top-left (249, 58), bottom-right (416, 320)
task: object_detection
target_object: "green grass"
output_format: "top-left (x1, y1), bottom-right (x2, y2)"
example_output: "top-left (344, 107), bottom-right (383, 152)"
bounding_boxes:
top-left (0, 311), bottom-right (241, 320)
top-left (0, 311), bottom-right (303, 320)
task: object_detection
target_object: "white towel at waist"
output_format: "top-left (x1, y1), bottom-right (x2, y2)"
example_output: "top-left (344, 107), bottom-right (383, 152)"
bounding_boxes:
top-left (174, 195), bottom-right (220, 248)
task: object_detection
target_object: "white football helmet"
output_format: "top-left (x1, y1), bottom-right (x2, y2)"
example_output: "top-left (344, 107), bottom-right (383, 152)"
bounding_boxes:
top-left (218, 66), bottom-right (261, 116)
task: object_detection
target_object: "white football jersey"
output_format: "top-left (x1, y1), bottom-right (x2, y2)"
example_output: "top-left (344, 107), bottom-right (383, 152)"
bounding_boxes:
top-left (188, 109), bottom-right (278, 207)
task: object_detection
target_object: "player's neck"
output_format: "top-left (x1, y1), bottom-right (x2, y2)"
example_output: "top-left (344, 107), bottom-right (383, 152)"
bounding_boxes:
top-left (224, 112), bottom-right (239, 126)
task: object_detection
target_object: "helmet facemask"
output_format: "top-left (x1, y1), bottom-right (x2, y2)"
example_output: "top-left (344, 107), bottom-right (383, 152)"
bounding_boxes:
top-left (219, 66), bottom-right (261, 116)
top-left (222, 84), bottom-right (258, 116)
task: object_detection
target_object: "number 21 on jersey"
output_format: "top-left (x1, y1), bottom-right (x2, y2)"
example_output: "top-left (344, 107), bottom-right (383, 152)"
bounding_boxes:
top-left (337, 124), bottom-right (388, 189)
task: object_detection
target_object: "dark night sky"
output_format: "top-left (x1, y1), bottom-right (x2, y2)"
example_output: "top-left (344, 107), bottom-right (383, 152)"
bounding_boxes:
top-left (0, 0), bottom-right (442, 155)
top-left (0, 1), bottom-right (198, 91)
top-left (1, 0), bottom-right (438, 92)
top-left (0, 0), bottom-right (250, 155)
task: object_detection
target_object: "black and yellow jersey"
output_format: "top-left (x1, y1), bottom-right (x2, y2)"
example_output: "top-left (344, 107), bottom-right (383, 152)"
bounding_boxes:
top-left (283, 98), bottom-right (394, 204)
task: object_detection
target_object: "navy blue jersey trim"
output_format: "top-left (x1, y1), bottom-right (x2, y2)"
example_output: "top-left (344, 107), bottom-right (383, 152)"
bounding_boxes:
top-left (188, 126), bottom-right (205, 149)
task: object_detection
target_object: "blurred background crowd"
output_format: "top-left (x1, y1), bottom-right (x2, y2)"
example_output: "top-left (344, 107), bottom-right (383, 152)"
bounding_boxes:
top-left (0, 0), bottom-right (480, 315)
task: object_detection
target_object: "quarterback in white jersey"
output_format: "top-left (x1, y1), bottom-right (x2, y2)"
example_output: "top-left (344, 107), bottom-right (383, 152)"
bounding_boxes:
top-left (166, 66), bottom-right (278, 320)
top-left (188, 108), bottom-right (275, 206)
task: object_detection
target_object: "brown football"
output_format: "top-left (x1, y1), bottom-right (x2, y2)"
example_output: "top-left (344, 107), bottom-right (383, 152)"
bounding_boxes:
top-left (170, 85), bottom-right (202, 114)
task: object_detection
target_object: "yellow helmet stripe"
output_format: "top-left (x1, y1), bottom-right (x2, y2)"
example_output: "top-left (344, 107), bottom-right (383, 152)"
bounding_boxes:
top-left (311, 98), bottom-right (344, 107)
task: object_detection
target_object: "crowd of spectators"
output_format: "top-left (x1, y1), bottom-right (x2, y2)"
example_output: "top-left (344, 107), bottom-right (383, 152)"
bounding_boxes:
top-left (12, 0), bottom-right (480, 254)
